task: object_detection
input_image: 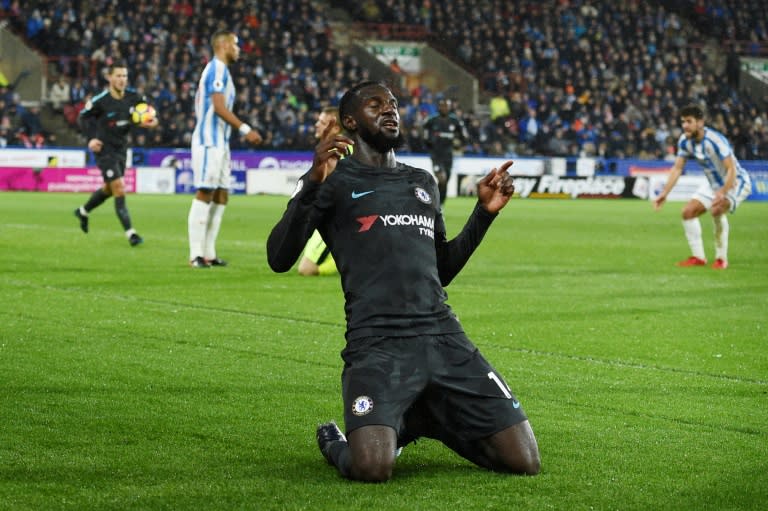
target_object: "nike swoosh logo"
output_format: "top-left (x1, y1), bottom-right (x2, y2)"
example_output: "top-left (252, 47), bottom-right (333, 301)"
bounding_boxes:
top-left (351, 190), bottom-right (375, 199)
top-left (512, 400), bottom-right (521, 409)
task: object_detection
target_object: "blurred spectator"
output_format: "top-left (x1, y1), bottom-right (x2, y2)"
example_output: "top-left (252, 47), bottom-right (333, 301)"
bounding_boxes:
top-left (69, 79), bottom-right (88, 106)
top-left (49, 75), bottom-right (71, 113)
top-left (519, 108), bottom-right (541, 146)
top-left (18, 105), bottom-right (47, 148)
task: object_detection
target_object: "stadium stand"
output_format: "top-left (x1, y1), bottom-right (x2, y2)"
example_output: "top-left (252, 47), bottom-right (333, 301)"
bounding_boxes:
top-left (1, 0), bottom-right (766, 159)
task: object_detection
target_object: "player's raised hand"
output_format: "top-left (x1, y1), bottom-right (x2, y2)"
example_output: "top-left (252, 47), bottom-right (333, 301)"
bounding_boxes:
top-left (477, 160), bottom-right (515, 214)
top-left (309, 118), bottom-right (354, 183)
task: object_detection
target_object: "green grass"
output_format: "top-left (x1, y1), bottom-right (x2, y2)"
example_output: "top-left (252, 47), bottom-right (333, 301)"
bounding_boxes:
top-left (1, 192), bottom-right (766, 510)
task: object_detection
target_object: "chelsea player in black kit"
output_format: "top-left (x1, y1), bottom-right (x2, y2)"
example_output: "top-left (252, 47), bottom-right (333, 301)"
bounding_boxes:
top-left (423, 98), bottom-right (468, 205)
top-left (267, 82), bottom-right (540, 482)
top-left (74, 61), bottom-right (157, 246)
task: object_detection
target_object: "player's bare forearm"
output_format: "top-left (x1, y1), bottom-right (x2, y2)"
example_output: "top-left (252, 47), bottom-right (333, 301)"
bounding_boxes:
top-left (721, 156), bottom-right (737, 194)
top-left (655, 160), bottom-right (684, 209)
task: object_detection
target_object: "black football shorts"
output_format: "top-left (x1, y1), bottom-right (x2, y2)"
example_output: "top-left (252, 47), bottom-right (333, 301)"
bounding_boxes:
top-left (96, 153), bottom-right (126, 182)
top-left (340, 332), bottom-right (528, 441)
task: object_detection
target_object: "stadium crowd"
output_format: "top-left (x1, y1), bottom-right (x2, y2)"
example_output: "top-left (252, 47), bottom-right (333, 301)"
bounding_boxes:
top-left (0, 71), bottom-right (55, 148)
top-left (1, 0), bottom-right (766, 160)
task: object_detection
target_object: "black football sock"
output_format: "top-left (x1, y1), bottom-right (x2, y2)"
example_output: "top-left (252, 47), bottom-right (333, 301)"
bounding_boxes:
top-left (83, 188), bottom-right (109, 212)
top-left (114, 196), bottom-right (133, 231)
top-left (327, 441), bottom-right (352, 478)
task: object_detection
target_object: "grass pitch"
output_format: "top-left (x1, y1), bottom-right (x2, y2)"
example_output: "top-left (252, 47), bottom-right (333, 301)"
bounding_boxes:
top-left (1, 192), bottom-right (766, 510)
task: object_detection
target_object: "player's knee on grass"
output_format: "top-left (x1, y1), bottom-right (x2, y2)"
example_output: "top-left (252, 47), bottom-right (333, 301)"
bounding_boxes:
top-left (484, 420), bottom-right (541, 475)
top-left (348, 426), bottom-right (398, 482)
top-left (350, 452), bottom-right (395, 482)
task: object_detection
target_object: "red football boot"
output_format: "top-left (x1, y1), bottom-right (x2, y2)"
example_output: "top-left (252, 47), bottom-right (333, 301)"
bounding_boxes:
top-left (676, 256), bottom-right (707, 267)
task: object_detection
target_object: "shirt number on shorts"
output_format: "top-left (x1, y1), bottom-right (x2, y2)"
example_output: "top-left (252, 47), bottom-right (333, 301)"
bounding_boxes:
top-left (488, 371), bottom-right (512, 399)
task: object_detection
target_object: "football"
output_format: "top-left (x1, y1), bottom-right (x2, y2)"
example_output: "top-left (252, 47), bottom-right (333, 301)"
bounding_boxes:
top-left (131, 103), bottom-right (156, 125)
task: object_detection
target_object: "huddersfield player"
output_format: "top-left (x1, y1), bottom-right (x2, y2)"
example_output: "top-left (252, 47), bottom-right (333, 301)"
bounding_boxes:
top-left (187, 29), bottom-right (262, 268)
top-left (654, 104), bottom-right (753, 269)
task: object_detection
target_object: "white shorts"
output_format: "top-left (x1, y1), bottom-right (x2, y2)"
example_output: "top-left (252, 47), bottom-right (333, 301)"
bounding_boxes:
top-left (692, 175), bottom-right (752, 213)
top-left (191, 144), bottom-right (231, 190)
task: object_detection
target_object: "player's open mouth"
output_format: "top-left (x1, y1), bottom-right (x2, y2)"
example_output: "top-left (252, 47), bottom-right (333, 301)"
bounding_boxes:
top-left (382, 120), bottom-right (399, 128)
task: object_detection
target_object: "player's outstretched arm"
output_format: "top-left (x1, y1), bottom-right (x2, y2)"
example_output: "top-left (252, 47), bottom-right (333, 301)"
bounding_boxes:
top-left (654, 157), bottom-right (685, 211)
top-left (435, 163), bottom-right (514, 286)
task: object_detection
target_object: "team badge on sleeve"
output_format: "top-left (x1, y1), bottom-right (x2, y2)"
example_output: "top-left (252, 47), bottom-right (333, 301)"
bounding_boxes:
top-left (352, 395), bottom-right (374, 416)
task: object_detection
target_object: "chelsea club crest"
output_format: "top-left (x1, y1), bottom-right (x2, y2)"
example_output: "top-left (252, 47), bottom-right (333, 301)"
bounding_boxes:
top-left (414, 187), bottom-right (431, 204)
top-left (352, 396), bottom-right (374, 416)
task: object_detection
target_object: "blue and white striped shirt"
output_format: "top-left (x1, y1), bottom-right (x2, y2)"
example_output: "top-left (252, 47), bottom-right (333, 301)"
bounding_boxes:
top-left (192, 57), bottom-right (235, 148)
top-left (676, 127), bottom-right (750, 191)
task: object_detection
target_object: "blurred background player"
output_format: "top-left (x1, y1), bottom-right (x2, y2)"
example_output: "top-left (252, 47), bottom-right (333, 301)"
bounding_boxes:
top-left (423, 98), bottom-right (468, 206)
top-left (74, 60), bottom-right (158, 246)
top-left (653, 103), bottom-right (753, 269)
top-left (297, 106), bottom-right (342, 276)
top-left (187, 29), bottom-right (262, 268)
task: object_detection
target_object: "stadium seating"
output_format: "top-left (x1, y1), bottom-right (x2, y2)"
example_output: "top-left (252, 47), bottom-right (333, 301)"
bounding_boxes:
top-left (1, 0), bottom-right (766, 158)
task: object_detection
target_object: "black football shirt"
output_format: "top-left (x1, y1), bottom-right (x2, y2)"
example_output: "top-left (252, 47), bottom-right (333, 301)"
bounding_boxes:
top-left (79, 88), bottom-right (146, 157)
top-left (267, 157), bottom-right (497, 341)
top-left (423, 114), bottom-right (467, 160)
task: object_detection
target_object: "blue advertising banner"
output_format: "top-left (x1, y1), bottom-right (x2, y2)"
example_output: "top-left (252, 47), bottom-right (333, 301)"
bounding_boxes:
top-left (748, 171), bottom-right (768, 201)
top-left (134, 148), bottom-right (766, 200)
